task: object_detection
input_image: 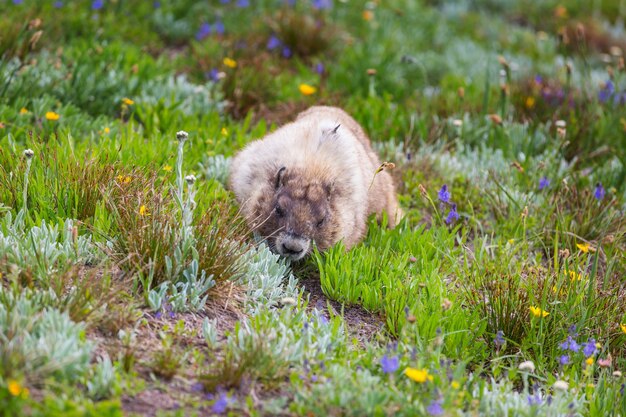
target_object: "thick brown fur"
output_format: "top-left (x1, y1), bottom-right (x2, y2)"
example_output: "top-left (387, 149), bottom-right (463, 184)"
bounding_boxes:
top-left (229, 106), bottom-right (401, 260)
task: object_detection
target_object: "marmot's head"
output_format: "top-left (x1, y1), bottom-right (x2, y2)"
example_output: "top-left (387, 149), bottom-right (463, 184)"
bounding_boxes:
top-left (254, 166), bottom-right (340, 261)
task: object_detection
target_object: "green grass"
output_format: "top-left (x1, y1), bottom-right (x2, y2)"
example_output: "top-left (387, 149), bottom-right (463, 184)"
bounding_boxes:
top-left (1, 0), bottom-right (626, 416)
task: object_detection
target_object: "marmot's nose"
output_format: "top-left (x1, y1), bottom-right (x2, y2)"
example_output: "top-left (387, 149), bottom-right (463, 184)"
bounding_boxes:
top-left (282, 241), bottom-right (304, 255)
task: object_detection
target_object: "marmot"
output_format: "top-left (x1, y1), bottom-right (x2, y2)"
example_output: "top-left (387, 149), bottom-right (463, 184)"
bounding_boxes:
top-left (229, 106), bottom-right (401, 261)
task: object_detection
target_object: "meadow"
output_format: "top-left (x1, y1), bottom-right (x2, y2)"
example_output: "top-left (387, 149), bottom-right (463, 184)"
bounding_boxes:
top-left (0, 0), bottom-right (625, 416)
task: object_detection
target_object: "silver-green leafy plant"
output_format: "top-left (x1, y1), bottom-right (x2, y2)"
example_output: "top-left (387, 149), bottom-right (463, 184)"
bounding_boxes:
top-left (86, 354), bottom-right (117, 400)
top-left (199, 154), bottom-right (231, 185)
top-left (237, 243), bottom-right (300, 314)
top-left (0, 291), bottom-right (93, 383)
top-left (0, 215), bottom-right (98, 283)
top-left (202, 317), bottom-right (219, 348)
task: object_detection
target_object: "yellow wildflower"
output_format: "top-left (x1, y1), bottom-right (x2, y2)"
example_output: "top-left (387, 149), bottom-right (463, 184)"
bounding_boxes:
top-left (525, 97), bottom-right (535, 109)
top-left (362, 10), bottom-right (374, 21)
top-left (122, 97), bottom-right (134, 106)
top-left (529, 306), bottom-right (549, 318)
top-left (7, 379), bottom-right (28, 398)
top-left (508, 239), bottom-right (515, 244)
top-left (116, 175), bottom-right (131, 184)
top-left (223, 57), bottom-right (237, 68)
top-left (568, 271), bottom-right (582, 281)
top-left (576, 242), bottom-right (594, 253)
top-left (554, 5), bottom-right (567, 18)
top-left (221, 127), bottom-right (228, 136)
top-left (163, 165), bottom-right (173, 172)
top-left (104, 127), bottom-right (110, 134)
top-left (404, 367), bottom-right (433, 383)
top-left (45, 111), bottom-right (60, 121)
top-left (620, 323), bottom-right (626, 334)
top-left (451, 381), bottom-right (460, 389)
top-left (299, 84), bottom-right (317, 96)
top-left (19, 107), bottom-right (29, 114)
top-left (139, 205), bottom-right (150, 217)
top-left (586, 357), bottom-right (594, 366)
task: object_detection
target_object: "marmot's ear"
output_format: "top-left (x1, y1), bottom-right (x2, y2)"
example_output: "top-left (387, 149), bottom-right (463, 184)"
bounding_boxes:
top-left (323, 181), bottom-right (335, 200)
top-left (320, 123), bottom-right (341, 143)
top-left (274, 166), bottom-right (287, 189)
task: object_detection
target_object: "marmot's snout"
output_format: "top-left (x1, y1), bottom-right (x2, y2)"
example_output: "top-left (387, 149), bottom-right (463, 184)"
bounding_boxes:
top-left (275, 233), bottom-right (310, 261)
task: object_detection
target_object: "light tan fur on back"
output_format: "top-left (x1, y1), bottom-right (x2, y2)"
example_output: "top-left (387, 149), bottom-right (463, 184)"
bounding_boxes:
top-left (229, 106), bottom-right (401, 259)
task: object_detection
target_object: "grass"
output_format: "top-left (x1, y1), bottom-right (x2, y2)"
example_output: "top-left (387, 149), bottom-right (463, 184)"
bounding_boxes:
top-left (1, 0), bottom-right (626, 416)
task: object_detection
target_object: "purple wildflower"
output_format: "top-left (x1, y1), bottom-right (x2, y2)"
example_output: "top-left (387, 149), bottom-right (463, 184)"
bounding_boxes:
top-left (438, 184), bottom-right (451, 203)
top-left (527, 394), bottom-right (542, 406)
top-left (212, 392), bottom-right (229, 414)
top-left (191, 382), bottom-right (204, 392)
top-left (583, 339), bottom-right (596, 357)
top-left (282, 46), bottom-right (292, 58)
top-left (598, 80), bottom-right (615, 103)
top-left (315, 62), bottom-right (325, 75)
top-left (568, 324), bottom-right (578, 336)
top-left (594, 183), bottom-right (605, 200)
top-left (154, 310), bottom-right (163, 319)
top-left (559, 336), bottom-right (580, 352)
top-left (426, 400), bottom-right (444, 416)
top-left (207, 68), bottom-right (220, 82)
top-left (534, 75), bottom-right (543, 85)
top-left (312, 0), bottom-right (332, 9)
top-left (445, 204), bottom-right (459, 225)
top-left (153, 1), bottom-right (160, 7)
top-left (54, 1), bottom-right (63, 7)
top-left (267, 35), bottom-right (282, 50)
top-left (380, 355), bottom-right (399, 374)
top-left (13, 0), bottom-right (24, 4)
top-left (196, 22), bottom-right (211, 41)
top-left (236, 0), bottom-right (250, 7)
top-left (92, 0), bottom-right (104, 10)
top-left (494, 330), bottom-right (505, 348)
top-left (214, 21), bottom-right (225, 36)
top-left (538, 177), bottom-right (550, 190)
top-left (559, 354), bottom-right (570, 365)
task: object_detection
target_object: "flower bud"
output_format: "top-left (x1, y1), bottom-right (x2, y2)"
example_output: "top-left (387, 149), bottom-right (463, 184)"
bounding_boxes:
top-left (176, 130), bottom-right (189, 142)
top-left (184, 174), bottom-right (196, 185)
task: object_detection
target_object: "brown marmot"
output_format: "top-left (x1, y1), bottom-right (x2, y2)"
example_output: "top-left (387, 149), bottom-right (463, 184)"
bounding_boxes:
top-left (229, 106), bottom-right (401, 261)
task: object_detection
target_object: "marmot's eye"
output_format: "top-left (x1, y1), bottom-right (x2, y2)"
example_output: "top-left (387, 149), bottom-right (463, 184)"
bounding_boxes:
top-left (275, 205), bottom-right (285, 217)
top-left (316, 217), bottom-right (326, 228)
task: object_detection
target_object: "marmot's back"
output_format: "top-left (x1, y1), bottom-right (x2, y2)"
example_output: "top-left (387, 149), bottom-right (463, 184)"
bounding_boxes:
top-left (229, 106), bottom-right (401, 258)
